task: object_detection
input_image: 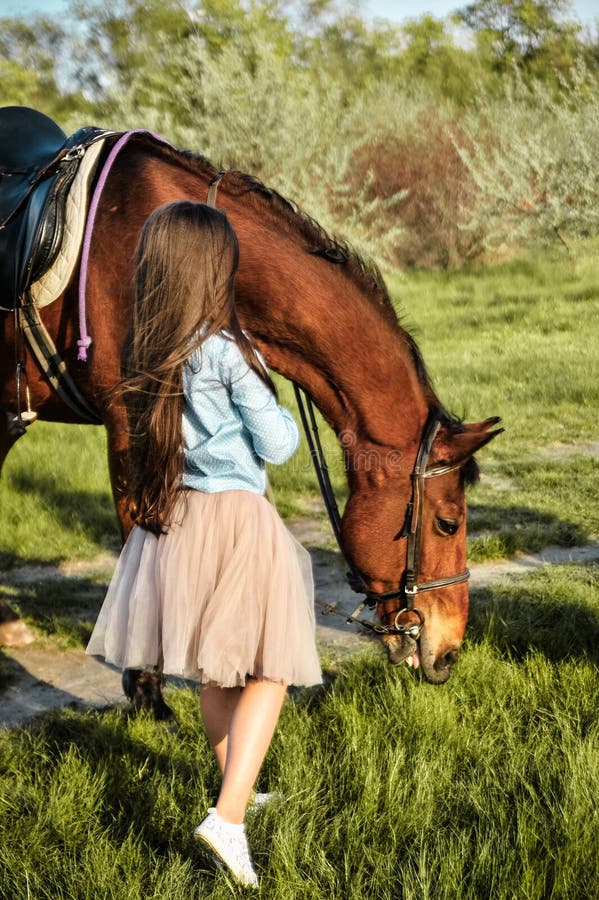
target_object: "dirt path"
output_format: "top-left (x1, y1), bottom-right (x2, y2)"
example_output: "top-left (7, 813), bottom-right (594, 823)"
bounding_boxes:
top-left (1, 519), bottom-right (598, 729)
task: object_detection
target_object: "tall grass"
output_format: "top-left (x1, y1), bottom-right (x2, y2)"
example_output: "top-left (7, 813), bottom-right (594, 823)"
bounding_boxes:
top-left (1, 563), bottom-right (598, 898)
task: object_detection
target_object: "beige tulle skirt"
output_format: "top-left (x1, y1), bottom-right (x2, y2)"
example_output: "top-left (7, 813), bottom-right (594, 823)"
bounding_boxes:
top-left (86, 490), bottom-right (322, 687)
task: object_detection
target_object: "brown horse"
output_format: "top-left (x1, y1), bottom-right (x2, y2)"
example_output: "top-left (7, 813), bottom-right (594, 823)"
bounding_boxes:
top-left (0, 134), bottom-right (500, 695)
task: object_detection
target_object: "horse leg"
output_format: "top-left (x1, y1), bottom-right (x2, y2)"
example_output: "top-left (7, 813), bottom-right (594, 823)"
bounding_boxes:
top-left (105, 417), bottom-right (175, 721)
top-left (121, 668), bottom-right (175, 721)
top-left (0, 416), bottom-right (36, 646)
top-left (0, 410), bottom-right (28, 474)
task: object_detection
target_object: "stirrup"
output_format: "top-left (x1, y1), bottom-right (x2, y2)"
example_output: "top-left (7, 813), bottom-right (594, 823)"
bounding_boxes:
top-left (6, 409), bottom-right (37, 437)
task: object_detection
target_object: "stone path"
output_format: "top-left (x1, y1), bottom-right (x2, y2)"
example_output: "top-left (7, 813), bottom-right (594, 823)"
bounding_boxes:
top-left (1, 520), bottom-right (598, 729)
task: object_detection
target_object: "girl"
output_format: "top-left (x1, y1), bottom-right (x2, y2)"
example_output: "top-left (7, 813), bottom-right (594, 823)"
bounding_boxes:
top-left (87, 201), bottom-right (322, 888)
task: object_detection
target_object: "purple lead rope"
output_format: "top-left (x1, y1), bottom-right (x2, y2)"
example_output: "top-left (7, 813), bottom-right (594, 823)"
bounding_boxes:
top-left (77, 129), bottom-right (173, 362)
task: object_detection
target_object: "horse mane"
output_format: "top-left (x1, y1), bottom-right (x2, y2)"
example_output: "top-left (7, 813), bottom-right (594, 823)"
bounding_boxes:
top-left (140, 136), bottom-right (464, 437)
top-left (146, 139), bottom-right (393, 310)
top-left (228, 172), bottom-right (393, 313)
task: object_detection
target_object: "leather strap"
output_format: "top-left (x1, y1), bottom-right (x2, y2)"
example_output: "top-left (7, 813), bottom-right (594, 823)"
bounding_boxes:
top-left (20, 300), bottom-right (102, 424)
top-left (206, 171), bottom-right (225, 208)
top-left (404, 412), bottom-right (469, 601)
top-left (294, 392), bottom-right (470, 633)
top-left (0, 149), bottom-right (71, 230)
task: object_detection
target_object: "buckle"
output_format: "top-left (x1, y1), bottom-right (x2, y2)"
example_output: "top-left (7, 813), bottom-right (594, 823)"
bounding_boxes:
top-left (64, 145), bottom-right (85, 161)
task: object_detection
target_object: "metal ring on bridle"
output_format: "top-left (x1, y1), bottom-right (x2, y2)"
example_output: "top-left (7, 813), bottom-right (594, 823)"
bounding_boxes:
top-left (393, 607), bottom-right (425, 639)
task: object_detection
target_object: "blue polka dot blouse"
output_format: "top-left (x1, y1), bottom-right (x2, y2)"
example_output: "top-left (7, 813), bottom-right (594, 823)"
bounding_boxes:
top-left (180, 332), bottom-right (299, 495)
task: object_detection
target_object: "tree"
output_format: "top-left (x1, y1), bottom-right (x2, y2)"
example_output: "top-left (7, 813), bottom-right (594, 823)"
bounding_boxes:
top-left (455, 0), bottom-right (585, 81)
top-left (399, 15), bottom-right (489, 104)
top-left (0, 14), bottom-right (89, 119)
top-left (296, 4), bottom-right (405, 93)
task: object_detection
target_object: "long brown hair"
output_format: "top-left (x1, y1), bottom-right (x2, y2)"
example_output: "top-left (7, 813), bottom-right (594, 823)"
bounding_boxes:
top-left (122, 201), bottom-right (276, 534)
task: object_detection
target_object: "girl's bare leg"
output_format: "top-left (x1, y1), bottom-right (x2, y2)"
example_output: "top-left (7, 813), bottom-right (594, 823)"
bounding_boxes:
top-left (200, 680), bottom-right (287, 824)
top-left (200, 684), bottom-right (242, 775)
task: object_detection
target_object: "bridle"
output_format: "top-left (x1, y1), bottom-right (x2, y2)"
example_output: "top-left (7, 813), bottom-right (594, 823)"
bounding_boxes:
top-left (293, 386), bottom-right (470, 640)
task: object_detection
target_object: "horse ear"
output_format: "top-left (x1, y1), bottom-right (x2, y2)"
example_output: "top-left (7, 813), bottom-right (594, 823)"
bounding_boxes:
top-left (433, 418), bottom-right (503, 467)
top-left (461, 416), bottom-right (502, 435)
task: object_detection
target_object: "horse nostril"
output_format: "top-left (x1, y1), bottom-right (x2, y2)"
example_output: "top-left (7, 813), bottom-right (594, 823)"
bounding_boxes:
top-left (436, 648), bottom-right (459, 672)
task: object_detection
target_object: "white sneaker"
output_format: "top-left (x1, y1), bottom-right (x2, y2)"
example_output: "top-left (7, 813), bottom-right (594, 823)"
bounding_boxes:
top-left (194, 809), bottom-right (259, 888)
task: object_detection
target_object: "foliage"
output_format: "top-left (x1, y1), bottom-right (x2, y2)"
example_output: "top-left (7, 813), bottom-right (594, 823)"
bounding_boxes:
top-left (0, 0), bottom-right (598, 266)
top-left (344, 96), bottom-right (485, 268)
top-left (87, 22), bottom-right (408, 265)
top-left (0, 14), bottom-right (90, 119)
top-left (399, 14), bottom-right (490, 104)
top-left (455, 0), bottom-right (586, 84)
top-left (456, 65), bottom-right (599, 257)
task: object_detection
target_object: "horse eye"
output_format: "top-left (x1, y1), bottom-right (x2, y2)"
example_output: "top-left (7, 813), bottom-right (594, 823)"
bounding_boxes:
top-left (435, 517), bottom-right (459, 536)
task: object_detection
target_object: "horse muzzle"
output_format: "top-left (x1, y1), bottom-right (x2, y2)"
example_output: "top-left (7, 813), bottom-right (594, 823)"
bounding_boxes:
top-left (383, 631), bottom-right (460, 684)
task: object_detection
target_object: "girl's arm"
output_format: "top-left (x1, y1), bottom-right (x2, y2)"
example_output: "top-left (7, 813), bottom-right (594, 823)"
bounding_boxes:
top-left (222, 341), bottom-right (299, 465)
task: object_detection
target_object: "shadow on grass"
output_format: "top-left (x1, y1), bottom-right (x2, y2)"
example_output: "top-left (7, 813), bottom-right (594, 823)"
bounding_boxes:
top-left (467, 501), bottom-right (589, 560)
top-left (0, 648), bottom-right (14, 692)
top-left (0, 573), bottom-right (107, 646)
top-left (468, 566), bottom-right (599, 665)
top-left (8, 470), bottom-right (120, 555)
top-left (0, 698), bottom-right (219, 861)
top-left (0, 550), bottom-right (67, 570)
top-left (0, 468), bottom-right (120, 627)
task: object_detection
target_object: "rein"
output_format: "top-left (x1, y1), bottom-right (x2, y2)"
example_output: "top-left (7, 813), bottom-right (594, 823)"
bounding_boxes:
top-left (77, 129), bottom-right (175, 361)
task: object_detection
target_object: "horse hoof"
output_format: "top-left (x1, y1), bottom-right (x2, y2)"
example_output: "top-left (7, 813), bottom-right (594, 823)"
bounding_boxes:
top-left (122, 668), bottom-right (177, 722)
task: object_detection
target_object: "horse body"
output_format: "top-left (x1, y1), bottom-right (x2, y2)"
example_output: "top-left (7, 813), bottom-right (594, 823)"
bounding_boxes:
top-left (0, 136), bottom-right (500, 686)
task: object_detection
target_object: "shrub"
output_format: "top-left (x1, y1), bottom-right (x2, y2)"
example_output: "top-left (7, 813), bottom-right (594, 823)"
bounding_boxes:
top-left (456, 65), bottom-right (599, 259)
top-left (65, 34), bottom-right (599, 270)
top-left (348, 104), bottom-right (485, 268)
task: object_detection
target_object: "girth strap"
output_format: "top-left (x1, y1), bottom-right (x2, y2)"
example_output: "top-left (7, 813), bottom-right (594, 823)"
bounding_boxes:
top-left (20, 301), bottom-right (102, 424)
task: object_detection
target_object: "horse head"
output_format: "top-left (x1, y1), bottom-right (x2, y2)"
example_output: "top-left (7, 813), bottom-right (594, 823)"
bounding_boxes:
top-left (341, 416), bottom-right (502, 683)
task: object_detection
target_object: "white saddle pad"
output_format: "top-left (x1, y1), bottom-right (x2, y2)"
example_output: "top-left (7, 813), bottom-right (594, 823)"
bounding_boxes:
top-left (29, 138), bottom-right (106, 309)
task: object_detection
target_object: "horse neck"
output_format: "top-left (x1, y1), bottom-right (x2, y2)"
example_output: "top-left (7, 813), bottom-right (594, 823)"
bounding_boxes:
top-left (184, 169), bottom-right (433, 454)
top-left (95, 147), bottom-right (432, 455)
top-left (233, 240), bottom-right (431, 454)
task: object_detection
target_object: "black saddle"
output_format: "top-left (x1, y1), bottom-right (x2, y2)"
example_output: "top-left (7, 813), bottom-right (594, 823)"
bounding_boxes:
top-left (0, 106), bottom-right (110, 311)
top-left (0, 106), bottom-right (67, 174)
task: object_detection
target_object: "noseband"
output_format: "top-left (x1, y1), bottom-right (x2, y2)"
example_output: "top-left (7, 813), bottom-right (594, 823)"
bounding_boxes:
top-left (293, 387), bottom-right (470, 639)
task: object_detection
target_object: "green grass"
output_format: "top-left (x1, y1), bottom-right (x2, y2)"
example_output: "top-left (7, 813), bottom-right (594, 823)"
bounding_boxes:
top-left (390, 241), bottom-right (599, 457)
top-left (467, 455), bottom-right (599, 560)
top-left (1, 562), bottom-right (598, 899)
top-left (0, 423), bottom-right (120, 566)
top-left (0, 575), bottom-right (105, 650)
top-left (1, 198), bottom-right (598, 899)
